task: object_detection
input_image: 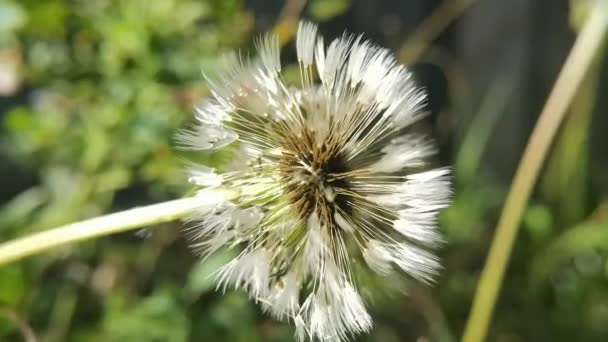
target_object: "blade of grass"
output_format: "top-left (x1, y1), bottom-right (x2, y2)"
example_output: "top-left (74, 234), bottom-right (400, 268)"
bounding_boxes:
top-left (398, 0), bottom-right (475, 63)
top-left (455, 73), bottom-right (518, 183)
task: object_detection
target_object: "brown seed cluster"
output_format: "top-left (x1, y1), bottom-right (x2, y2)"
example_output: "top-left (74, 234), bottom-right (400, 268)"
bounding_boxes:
top-left (278, 126), bottom-right (351, 227)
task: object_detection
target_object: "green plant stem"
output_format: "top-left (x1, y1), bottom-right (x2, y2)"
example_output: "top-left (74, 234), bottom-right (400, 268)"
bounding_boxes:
top-left (0, 197), bottom-right (201, 267)
top-left (398, 0), bottom-right (475, 63)
top-left (462, 4), bottom-right (608, 342)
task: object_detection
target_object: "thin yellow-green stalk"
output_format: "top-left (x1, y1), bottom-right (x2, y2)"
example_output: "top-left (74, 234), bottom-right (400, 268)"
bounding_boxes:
top-left (0, 197), bottom-right (200, 267)
top-left (462, 4), bottom-right (608, 342)
top-left (398, 0), bottom-right (475, 63)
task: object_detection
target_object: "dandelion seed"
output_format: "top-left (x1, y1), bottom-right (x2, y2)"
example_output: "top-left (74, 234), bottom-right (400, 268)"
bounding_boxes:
top-left (179, 21), bottom-right (452, 341)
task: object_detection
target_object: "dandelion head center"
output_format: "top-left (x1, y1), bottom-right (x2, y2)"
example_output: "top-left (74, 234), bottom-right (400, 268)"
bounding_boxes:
top-left (279, 127), bottom-right (351, 222)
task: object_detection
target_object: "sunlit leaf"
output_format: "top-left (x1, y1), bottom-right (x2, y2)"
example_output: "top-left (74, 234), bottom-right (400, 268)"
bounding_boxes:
top-left (530, 220), bottom-right (608, 290)
top-left (309, 0), bottom-right (351, 21)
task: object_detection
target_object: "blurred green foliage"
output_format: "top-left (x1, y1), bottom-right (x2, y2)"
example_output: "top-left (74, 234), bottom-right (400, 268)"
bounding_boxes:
top-left (1, 0), bottom-right (607, 341)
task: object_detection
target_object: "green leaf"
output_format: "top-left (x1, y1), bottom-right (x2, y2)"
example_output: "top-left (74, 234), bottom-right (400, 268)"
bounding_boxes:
top-left (185, 249), bottom-right (238, 299)
top-left (523, 204), bottom-right (553, 244)
top-left (101, 288), bottom-right (189, 342)
top-left (529, 220), bottom-right (608, 290)
top-left (0, 1), bottom-right (26, 33)
top-left (0, 265), bottom-right (25, 305)
top-left (0, 187), bottom-right (46, 235)
top-left (309, 0), bottom-right (351, 21)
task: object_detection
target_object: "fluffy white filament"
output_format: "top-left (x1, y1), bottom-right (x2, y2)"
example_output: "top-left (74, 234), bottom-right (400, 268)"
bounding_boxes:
top-left (180, 21), bottom-right (451, 342)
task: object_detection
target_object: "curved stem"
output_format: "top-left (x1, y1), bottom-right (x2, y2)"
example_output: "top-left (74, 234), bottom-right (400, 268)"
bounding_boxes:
top-left (0, 197), bottom-right (201, 267)
top-left (0, 308), bottom-right (37, 342)
top-left (398, 0), bottom-right (475, 63)
top-left (462, 4), bottom-right (608, 342)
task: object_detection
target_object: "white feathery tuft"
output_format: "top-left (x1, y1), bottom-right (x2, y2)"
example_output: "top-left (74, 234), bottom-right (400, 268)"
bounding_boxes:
top-left (263, 271), bottom-right (301, 320)
top-left (179, 20), bottom-right (451, 342)
top-left (256, 34), bottom-right (281, 73)
top-left (216, 248), bottom-right (272, 300)
top-left (176, 125), bottom-right (237, 150)
top-left (363, 240), bottom-right (394, 276)
top-left (297, 21), bottom-right (318, 65)
top-left (369, 134), bottom-right (437, 173)
top-left (333, 211), bottom-right (355, 233)
top-left (187, 165), bottom-right (223, 188)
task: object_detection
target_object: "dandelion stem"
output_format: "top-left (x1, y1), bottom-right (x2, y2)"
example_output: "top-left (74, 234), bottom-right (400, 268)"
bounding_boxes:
top-left (462, 4), bottom-right (608, 342)
top-left (0, 197), bottom-right (201, 267)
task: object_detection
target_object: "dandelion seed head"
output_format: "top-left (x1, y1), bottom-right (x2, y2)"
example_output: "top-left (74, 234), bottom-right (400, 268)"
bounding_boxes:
top-left (180, 21), bottom-right (452, 341)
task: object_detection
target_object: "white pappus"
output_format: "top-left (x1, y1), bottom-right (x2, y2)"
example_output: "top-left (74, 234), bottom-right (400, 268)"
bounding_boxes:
top-left (178, 21), bottom-right (452, 342)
